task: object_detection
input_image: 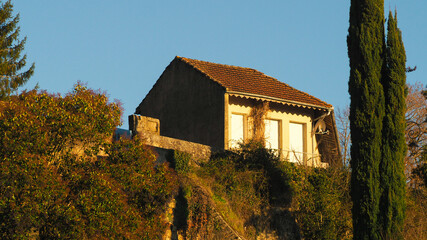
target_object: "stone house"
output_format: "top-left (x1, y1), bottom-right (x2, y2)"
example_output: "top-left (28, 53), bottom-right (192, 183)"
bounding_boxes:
top-left (134, 56), bottom-right (340, 166)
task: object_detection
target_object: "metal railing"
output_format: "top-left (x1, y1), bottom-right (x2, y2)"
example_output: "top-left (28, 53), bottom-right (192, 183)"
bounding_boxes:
top-left (270, 149), bottom-right (327, 168)
top-left (227, 142), bottom-right (329, 168)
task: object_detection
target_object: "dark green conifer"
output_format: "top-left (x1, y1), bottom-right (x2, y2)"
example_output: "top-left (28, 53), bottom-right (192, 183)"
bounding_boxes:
top-left (347, 0), bottom-right (385, 239)
top-left (0, 0), bottom-right (34, 99)
top-left (379, 11), bottom-right (407, 239)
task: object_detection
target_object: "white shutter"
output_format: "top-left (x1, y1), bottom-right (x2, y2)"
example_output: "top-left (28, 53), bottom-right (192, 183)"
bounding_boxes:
top-left (264, 119), bottom-right (279, 150)
top-left (230, 114), bottom-right (244, 148)
top-left (289, 123), bottom-right (303, 163)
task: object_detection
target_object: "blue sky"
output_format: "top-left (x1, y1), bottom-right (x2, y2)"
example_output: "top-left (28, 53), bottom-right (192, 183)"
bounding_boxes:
top-left (13, 1), bottom-right (426, 128)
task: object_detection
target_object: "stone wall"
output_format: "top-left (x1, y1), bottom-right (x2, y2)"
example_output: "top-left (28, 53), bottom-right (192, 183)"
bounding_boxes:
top-left (141, 132), bottom-right (212, 162)
top-left (129, 114), bottom-right (160, 136)
top-left (129, 114), bottom-right (212, 162)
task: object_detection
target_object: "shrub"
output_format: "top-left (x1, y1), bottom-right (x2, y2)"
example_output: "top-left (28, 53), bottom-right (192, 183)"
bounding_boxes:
top-left (172, 150), bottom-right (191, 174)
top-left (284, 165), bottom-right (353, 240)
top-left (197, 143), bottom-right (352, 239)
top-left (104, 139), bottom-right (178, 218)
top-left (198, 143), bottom-right (288, 238)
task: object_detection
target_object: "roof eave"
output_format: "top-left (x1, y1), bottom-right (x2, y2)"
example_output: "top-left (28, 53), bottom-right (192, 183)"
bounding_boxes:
top-left (227, 90), bottom-right (333, 111)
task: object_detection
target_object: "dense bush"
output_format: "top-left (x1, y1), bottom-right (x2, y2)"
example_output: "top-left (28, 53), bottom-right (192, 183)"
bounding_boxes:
top-left (172, 150), bottom-right (191, 174)
top-left (103, 139), bottom-right (178, 219)
top-left (196, 143), bottom-right (352, 239)
top-left (0, 85), bottom-right (178, 239)
top-left (197, 143), bottom-right (293, 238)
top-left (203, 143), bottom-right (272, 206)
top-left (286, 166), bottom-right (353, 240)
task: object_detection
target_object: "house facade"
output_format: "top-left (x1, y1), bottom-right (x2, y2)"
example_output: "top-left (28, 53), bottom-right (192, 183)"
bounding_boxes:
top-left (135, 56), bottom-right (340, 166)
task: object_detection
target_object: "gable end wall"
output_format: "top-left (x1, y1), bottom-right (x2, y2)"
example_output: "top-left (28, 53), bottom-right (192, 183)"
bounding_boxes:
top-left (135, 58), bottom-right (226, 149)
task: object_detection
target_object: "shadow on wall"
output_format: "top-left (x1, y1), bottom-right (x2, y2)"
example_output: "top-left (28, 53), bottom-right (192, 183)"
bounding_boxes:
top-left (128, 114), bottom-right (213, 162)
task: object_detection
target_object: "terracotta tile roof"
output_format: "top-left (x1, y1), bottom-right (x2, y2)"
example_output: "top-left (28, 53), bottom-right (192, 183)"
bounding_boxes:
top-left (177, 56), bottom-right (332, 109)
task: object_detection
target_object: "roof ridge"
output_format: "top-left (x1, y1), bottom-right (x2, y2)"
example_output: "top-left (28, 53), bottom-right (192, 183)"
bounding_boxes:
top-left (177, 56), bottom-right (259, 72)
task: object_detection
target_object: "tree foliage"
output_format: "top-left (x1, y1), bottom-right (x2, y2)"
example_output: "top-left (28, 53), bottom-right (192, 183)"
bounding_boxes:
top-left (348, 1), bottom-right (410, 238)
top-left (0, 84), bottom-right (121, 160)
top-left (411, 146), bottom-right (427, 188)
top-left (337, 81), bottom-right (426, 189)
top-left (0, 0), bottom-right (34, 99)
top-left (347, 0), bottom-right (385, 238)
top-left (379, 12), bottom-right (407, 238)
top-left (289, 166), bottom-right (352, 240)
top-left (0, 84), bottom-right (178, 239)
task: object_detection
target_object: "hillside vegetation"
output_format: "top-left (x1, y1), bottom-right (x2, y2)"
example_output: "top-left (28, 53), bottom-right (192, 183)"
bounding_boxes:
top-left (172, 143), bottom-right (425, 240)
top-left (172, 143), bottom-right (353, 239)
top-left (0, 85), bottom-right (425, 239)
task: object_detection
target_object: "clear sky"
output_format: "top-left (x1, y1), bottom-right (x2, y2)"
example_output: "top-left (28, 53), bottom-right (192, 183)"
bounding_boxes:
top-left (12, 1), bottom-right (426, 128)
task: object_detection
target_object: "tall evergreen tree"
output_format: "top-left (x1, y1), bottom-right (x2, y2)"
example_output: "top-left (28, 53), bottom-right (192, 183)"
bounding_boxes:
top-left (0, 0), bottom-right (34, 99)
top-left (347, 0), bottom-right (385, 239)
top-left (379, 11), bottom-right (406, 239)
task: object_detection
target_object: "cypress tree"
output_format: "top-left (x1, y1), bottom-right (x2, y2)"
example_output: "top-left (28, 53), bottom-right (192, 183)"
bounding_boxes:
top-left (0, 0), bottom-right (34, 99)
top-left (379, 11), bottom-right (406, 239)
top-left (347, 0), bottom-right (385, 239)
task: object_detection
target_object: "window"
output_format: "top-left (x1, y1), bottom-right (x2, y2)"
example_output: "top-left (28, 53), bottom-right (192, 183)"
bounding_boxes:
top-left (289, 122), bottom-right (304, 163)
top-left (264, 119), bottom-right (279, 150)
top-left (230, 114), bottom-right (244, 148)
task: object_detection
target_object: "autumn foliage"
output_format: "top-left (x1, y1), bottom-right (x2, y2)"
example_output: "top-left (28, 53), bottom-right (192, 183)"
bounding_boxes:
top-left (0, 84), bottom-right (121, 158)
top-left (0, 84), bottom-right (178, 239)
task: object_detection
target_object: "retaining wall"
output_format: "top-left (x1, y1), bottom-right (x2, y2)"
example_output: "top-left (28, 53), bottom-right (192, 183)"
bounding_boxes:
top-left (129, 114), bottom-right (213, 161)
